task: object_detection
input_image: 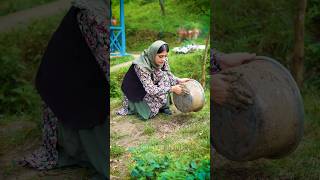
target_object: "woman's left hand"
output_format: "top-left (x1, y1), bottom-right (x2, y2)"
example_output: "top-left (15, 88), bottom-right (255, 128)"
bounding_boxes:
top-left (178, 78), bottom-right (191, 83)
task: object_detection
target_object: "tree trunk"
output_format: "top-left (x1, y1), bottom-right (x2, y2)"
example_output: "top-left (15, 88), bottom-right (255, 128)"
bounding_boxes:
top-left (292, 0), bottom-right (307, 88)
top-left (159, 0), bottom-right (165, 16)
top-left (201, 34), bottom-right (210, 88)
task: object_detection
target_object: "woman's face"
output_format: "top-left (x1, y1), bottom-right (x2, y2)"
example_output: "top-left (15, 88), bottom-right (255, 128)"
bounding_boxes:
top-left (155, 50), bottom-right (168, 66)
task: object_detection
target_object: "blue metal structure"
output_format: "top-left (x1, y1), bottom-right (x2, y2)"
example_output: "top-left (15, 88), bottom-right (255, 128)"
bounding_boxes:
top-left (110, 0), bottom-right (127, 56)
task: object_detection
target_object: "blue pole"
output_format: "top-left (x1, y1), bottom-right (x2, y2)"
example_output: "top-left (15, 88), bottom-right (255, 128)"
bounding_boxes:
top-left (120, 0), bottom-right (126, 56)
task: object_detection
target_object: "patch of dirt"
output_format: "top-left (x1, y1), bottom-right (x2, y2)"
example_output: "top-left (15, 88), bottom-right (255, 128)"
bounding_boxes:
top-left (111, 120), bottom-right (148, 147)
top-left (0, 120), bottom-right (90, 179)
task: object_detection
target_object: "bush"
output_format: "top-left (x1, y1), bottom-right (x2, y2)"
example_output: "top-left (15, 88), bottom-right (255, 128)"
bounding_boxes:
top-left (129, 151), bottom-right (210, 179)
top-left (0, 13), bottom-right (63, 115)
top-left (110, 66), bottom-right (129, 98)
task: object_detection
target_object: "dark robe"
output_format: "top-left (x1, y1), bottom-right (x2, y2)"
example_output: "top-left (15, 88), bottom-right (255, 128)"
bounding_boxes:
top-left (35, 7), bottom-right (108, 129)
top-left (121, 64), bottom-right (147, 102)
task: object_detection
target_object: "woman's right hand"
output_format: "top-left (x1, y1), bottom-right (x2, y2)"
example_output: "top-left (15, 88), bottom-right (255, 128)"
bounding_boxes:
top-left (171, 85), bottom-right (188, 95)
top-left (211, 72), bottom-right (253, 110)
top-left (171, 85), bottom-right (183, 95)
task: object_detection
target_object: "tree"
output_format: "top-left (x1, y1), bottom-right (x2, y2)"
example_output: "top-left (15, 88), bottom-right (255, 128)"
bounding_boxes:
top-left (292, 0), bottom-right (307, 88)
top-left (159, 0), bottom-right (165, 16)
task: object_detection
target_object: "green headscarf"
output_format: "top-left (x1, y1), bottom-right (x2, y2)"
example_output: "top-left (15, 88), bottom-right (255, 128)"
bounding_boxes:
top-left (72, 0), bottom-right (109, 23)
top-left (133, 40), bottom-right (168, 72)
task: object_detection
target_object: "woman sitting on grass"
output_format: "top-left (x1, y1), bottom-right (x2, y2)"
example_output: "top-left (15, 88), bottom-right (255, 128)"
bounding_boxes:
top-left (117, 40), bottom-right (190, 120)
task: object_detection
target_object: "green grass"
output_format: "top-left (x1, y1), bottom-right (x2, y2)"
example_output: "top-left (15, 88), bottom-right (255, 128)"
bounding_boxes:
top-left (143, 123), bottom-right (156, 136)
top-left (126, 92), bottom-right (210, 179)
top-left (0, 0), bottom-right (57, 16)
top-left (110, 50), bottom-right (210, 178)
top-left (0, 11), bottom-right (64, 115)
top-left (111, 144), bottom-right (126, 158)
top-left (110, 55), bottom-right (134, 66)
top-left (112, 0), bottom-right (210, 51)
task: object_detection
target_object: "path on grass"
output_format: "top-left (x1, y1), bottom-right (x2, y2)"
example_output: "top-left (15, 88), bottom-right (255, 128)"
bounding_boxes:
top-left (0, 0), bottom-right (72, 32)
top-left (110, 54), bottom-right (140, 72)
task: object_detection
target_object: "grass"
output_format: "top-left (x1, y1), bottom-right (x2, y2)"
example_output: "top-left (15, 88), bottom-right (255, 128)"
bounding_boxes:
top-left (110, 55), bottom-right (134, 66)
top-left (0, 11), bottom-right (64, 156)
top-left (127, 92), bottom-right (210, 179)
top-left (112, 0), bottom-right (210, 51)
top-left (0, 0), bottom-right (57, 16)
top-left (110, 50), bottom-right (210, 178)
top-left (211, 0), bottom-right (320, 178)
top-left (111, 144), bottom-right (126, 158)
top-left (143, 123), bottom-right (156, 136)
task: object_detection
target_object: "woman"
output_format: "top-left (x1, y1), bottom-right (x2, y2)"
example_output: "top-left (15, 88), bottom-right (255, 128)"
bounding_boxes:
top-left (19, 0), bottom-right (109, 179)
top-left (117, 40), bottom-right (190, 120)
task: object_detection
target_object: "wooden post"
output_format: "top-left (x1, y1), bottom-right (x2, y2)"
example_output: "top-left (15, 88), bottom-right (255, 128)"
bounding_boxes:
top-left (201, 34), bottom-right (210, 88)
top-left (292, 0), bottom-right (307, 88)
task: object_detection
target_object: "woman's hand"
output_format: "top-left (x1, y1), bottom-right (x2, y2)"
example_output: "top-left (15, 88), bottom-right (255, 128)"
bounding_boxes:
top-left (219, 53), bottom-right (256, 70)
top-left (211, 74), bottom-right (232, 105)
top-left (178, 78), bottom-right (191, 84)
top-left (171, 84), bottom-right (190, 95)
top-left (211, 72), bottom-right (253, 110)
top-left (171, 85), bottom-right (183, 95)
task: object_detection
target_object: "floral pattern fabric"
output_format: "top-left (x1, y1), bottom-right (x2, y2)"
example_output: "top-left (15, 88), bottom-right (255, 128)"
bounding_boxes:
top-left (78, 9), bottom-right (109, 80)
top-left (117, 60), bottom-right (179, 118)
top-left (211, 48), bottom-right (222, 74)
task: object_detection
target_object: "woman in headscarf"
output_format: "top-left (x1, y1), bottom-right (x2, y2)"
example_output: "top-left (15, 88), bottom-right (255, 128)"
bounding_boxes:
top-left (19, 0), bottom-right (109, 179)
top-left (117, 40), bottom-right (190, 120)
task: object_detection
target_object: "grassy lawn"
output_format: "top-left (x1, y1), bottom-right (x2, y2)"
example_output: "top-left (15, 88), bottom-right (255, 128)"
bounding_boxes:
top-left (110, 92), bottom-right (210, 179)
top-left (110, 55), bottom-right (135, 67)
top-left (111, 0), bottom-right (210, 52)
top-left (0, 0), bottom-right (58, 16)
top-left (110, 50), bottom-right (210, 179)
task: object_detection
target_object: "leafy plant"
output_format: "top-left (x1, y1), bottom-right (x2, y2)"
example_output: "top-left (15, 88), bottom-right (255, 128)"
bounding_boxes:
top-left (131, 155), bottom-right (170, 179)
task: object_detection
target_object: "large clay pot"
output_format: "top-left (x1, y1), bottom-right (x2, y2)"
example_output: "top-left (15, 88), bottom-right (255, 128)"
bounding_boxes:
top-left (212, 56), bottom-right (304, 161)
top-left (173, 79), bottom-right (205, 113)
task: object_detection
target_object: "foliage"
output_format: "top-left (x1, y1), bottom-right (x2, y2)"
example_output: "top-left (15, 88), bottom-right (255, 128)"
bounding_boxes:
top-left (110, 66), bottom-right (129, 98)
top-left (130, 154), bottom-right (170, 179)
top-left (212, 0), bottom-right (320, 89)
top-left (129, 151), bottom-right (210, 180)
top-left (112, 0), bottom-right (210, 51)
top-left (212, 0), bottom-right (320, 178)
top-left (0, 13), bottom-right (63, 115)
top-left (0, 0), bottom-right (57, 16)
top-left (111, 144), bottom-right (126, 158)
top-left (110, 55), bottom-right (134, 66)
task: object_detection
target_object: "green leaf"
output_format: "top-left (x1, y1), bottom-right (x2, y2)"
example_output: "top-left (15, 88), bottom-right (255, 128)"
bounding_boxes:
top-left (190, 161), bottom-right (197, 169)
top-left (131, 168), bottom-right (140, 177)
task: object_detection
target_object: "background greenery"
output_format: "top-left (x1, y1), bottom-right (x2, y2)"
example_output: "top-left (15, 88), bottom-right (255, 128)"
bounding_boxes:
top-left (111, 0), bottom-right (210, 51)
top-left (0, 0), bottom-right (58, 16)
top-left (212, 0), bottom-right (320, 179)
